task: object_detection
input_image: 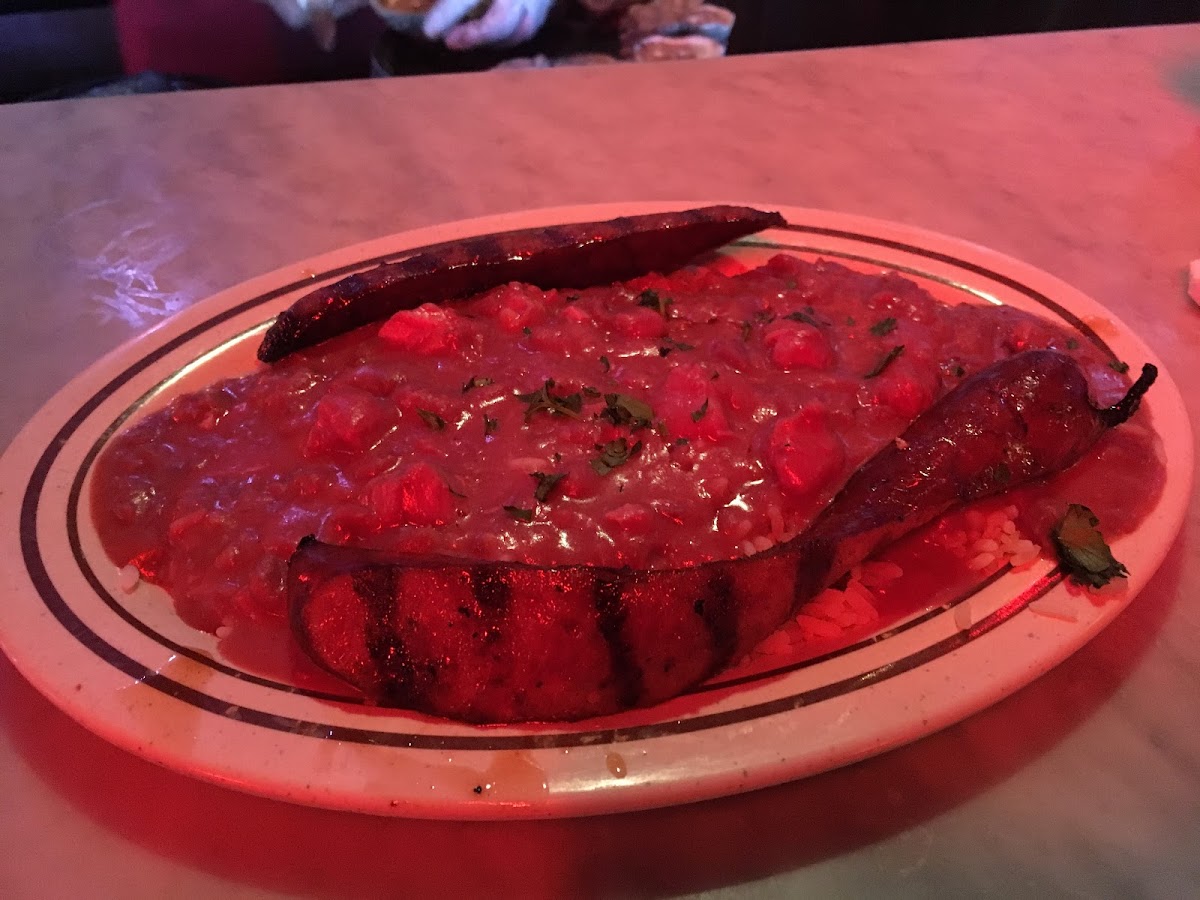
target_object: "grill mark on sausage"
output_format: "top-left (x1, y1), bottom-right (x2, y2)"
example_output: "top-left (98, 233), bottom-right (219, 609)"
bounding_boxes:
top-left (697, 570), bottom-right (739, 672)
top-left (472, 566), bottom-right (510, 614)
top-left (471, 565), bottom-right (510, 646)
top-left (791, 538), bottom-right (835, 614)
top-left (462, 235), bottom-right (505, 263)
top-left (354, 566), bottom-right (423, 708)
top-left (594, 574), bottom-right (643, 708)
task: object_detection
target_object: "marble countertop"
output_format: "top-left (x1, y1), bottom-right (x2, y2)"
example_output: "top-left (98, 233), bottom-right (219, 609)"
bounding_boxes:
top-left (1, 23), bottom-right (1198, 899)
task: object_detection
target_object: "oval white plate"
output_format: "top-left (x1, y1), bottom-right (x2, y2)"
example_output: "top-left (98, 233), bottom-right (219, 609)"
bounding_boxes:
top-left (0, 203), bottom-right (1191, 820)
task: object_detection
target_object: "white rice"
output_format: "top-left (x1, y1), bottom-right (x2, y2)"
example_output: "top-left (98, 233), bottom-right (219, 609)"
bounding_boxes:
top-left (1029, 595), bottom-right (1079, 623)
top-left (740, 560), bottom-right (899, 663)
top-left (738, 502), bottom-right (1039, 665)
top-left (938, 504), bottom-right (1040, 572)
top-left (117, 564), bottom-right (141, 594)
top-left (766, 504), bottom-right (784, 541)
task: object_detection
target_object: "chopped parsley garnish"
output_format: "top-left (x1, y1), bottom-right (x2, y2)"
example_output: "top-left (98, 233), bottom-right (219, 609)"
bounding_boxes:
top-left (783, 307), bottom-right (823, 328)
top-left (864, 345), bottom-right (905, 379)
top-left (462, 375), bottom-right (494, 394)
top-left (846, 316), bottom-right (856, 326)
top-left (483, 414), bottom-right (499, 436)
top-left (590, 438), bottom-right (641, 476)
top-left (503, 505), bottom-right (534, 522)
top-left (1108, 359), bottom-right (1130, 374)
top-left (417, 409), bottom-right (445, 431)
top-left (565, 293), bottom-right (580, 303)
top-left (522, 326), bottom-right (533, 336)
top-left (658, 337), bottom-right (696, 355)
top-left (531, 471), bottom-right (566, 502)
top-left (1051, 504), bottom-right (1129, 588)
top-left (600, 393), bottom-right (655, 429)
top-left (637, 289), bottom-right (672, 317)
top-left (690, 398), bottom-right (710, 423)
top-left (515, 379), bottom-right (583, 421)
top-left (869, 317), bottom-right (898, 337)
top-left (952, 364), bottom-right (966, 377)
top-left (599, 355), bottom-right (611, 373)
top-left (1066, 338), bottom-right (1080, 351)
top-left (582, 385), bottom-right (602, 399)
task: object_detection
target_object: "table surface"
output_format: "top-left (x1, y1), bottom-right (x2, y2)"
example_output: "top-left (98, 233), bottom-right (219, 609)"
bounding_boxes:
top-left (2, 23), bottom-right (1198, 900)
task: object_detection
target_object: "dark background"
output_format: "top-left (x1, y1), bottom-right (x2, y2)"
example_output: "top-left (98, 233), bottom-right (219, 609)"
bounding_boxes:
top-left (1, 1), bottom-right (1198, 103)
top-left (725, 1), bottom-right (1200, 54)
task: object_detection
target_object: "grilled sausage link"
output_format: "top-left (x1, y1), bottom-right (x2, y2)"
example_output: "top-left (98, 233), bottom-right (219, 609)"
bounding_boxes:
top-left (258, 205), bottom-right (785, 362)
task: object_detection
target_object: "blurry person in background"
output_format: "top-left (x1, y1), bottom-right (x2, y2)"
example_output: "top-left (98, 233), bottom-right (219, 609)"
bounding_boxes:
top-left (112, 0), bottom-right (384, 86)
top-left (417, 0), bottom-right (558, 49)
top-left (420, 0), bottom-right (734, 58)
top-left (374, 0), bottom-right (737, 74)
top-left (112, 0), bottom-right (737, 84)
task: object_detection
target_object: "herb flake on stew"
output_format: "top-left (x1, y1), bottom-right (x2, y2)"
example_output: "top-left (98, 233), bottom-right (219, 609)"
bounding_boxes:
top-left (599, 355), bottom-right (611, 373)
top-left (417, 409), bottom-right (446, 431)
top-left (483, 414), bottom-right (499, 436)
top-left (1051, 504), bottom-right (1129, 588)
top-left (869, 317), bottom-right (898, 337)
top-left (515, 379), bottom-right (583, 421)
top-left (590, 438), bottom-right (641, 476)
top-left (503, 505), bottom-right (534, 522)
top-left (690, 398), bottom-right (710, 423)
top-left (600, 393), bottom-right (655, 429)
top-left (1108, 359), bottom-right (1130, 374)
top-left (462, 375), bottom-right (494, 394)
top-left (637, 289), bottom-right (673, 317)
top-left (864, 345), bottom-right (905, 379)
top-left (658, 337), bottom-right (696, 356)
top-left (783, 309), bottom-right (822, 328)
top-left (531, 471), bottom-right (566, 502)
top-left (1066, 338), bottom-right (1080, 351)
